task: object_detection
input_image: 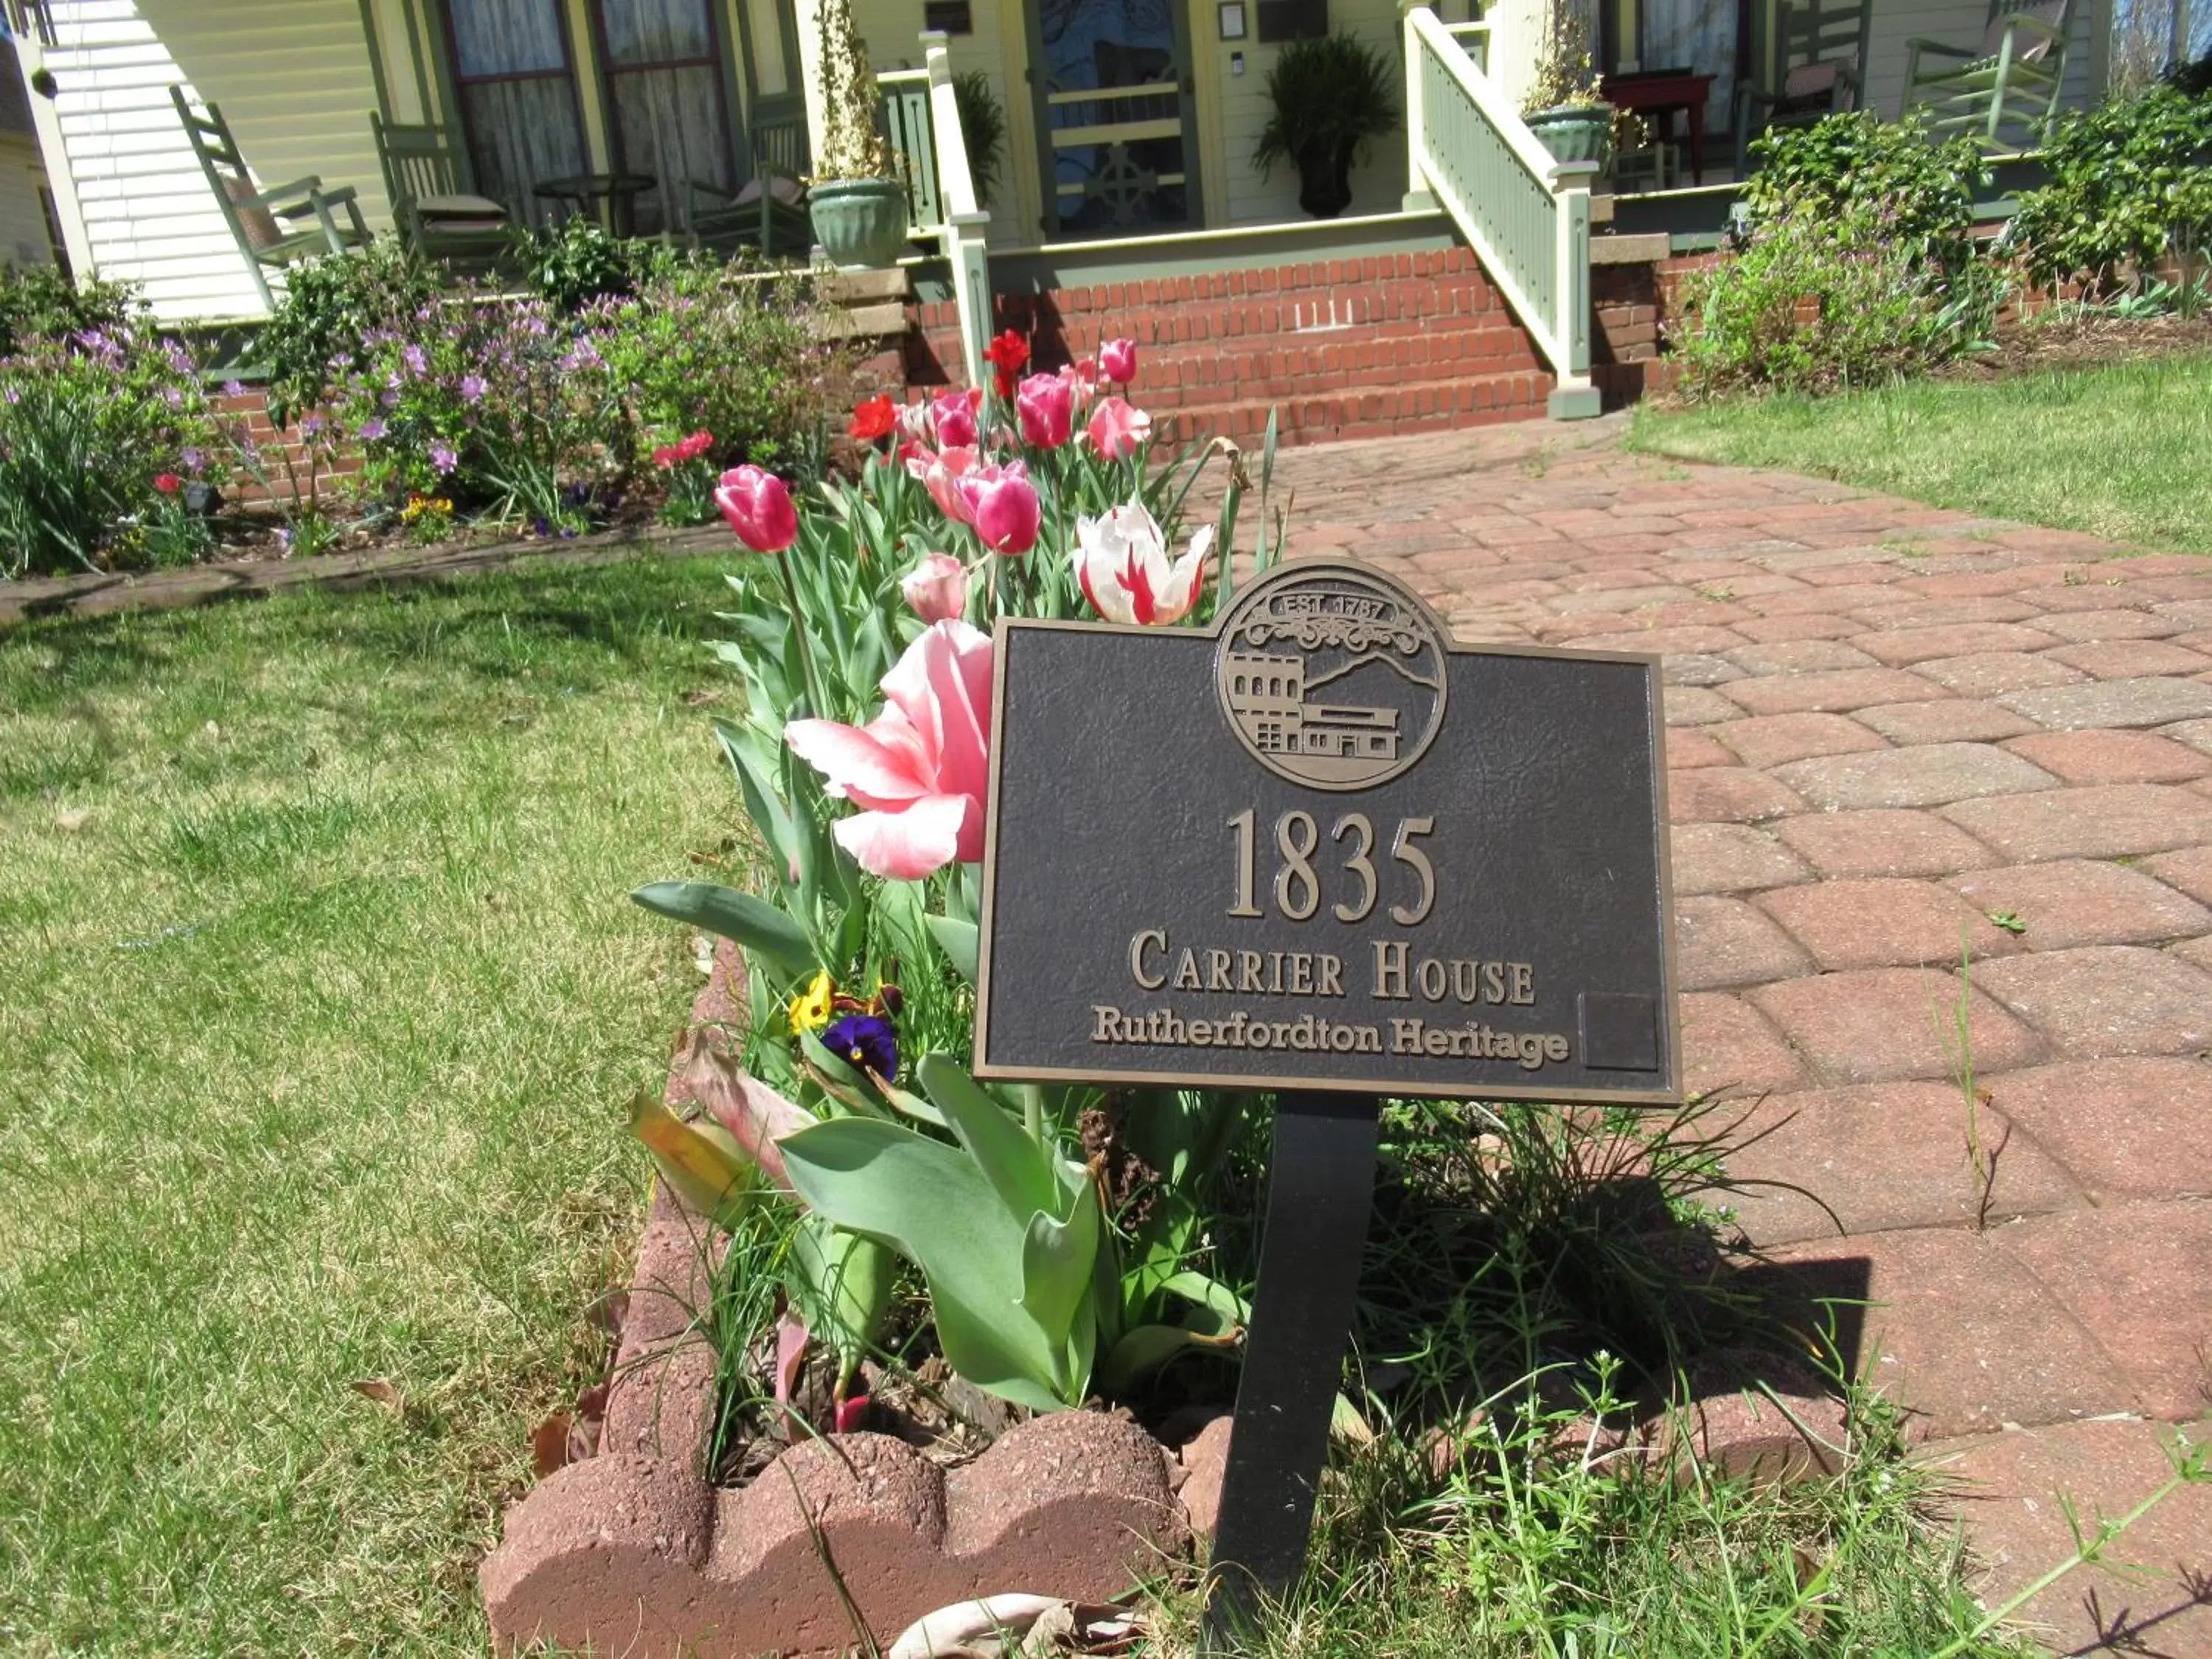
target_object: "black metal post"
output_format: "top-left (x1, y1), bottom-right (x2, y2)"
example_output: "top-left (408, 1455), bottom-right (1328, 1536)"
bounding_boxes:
top-left (1200, 1091), bottom-right (1381, 1651)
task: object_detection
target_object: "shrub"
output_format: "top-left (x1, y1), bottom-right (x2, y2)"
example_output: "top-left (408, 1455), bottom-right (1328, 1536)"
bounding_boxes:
top-left (515, 215), bottom-right (650, 315)
top-left (0, 263), bottom-right (138, 360)
top-left (258, 237), bottom-right (441, 425)
top-left (1676, 195), bottom-right (1997, 397)
top-left (2005, 83), bottom-right (2212, 291)
top-left (330, 287), bottom-right (627, 529)
top-left (0, 315), bottom-right (216, 577)
top-left (601, 257), bottom-right (835, 478)
top-left (1745, 112), bottom-right (1988, 274)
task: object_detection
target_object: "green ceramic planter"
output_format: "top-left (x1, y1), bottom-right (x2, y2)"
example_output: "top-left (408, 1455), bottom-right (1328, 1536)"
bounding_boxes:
top-left (1525, 104), bottom-right (1615, 172)
top-left (808, 178), bottom-right (910, 272)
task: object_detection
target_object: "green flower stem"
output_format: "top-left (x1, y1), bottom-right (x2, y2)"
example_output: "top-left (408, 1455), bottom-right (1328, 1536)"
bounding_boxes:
top-left (775, 546), bottom-right (827, 716)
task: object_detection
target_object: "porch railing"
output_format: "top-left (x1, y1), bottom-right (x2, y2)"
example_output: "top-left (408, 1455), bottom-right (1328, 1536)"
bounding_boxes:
top-left (3, 0), bottom-right (57, 46)
top-left (1402, 4), bottom-right (1596, 414)
top-left (877, 68), bottom-right (945, 238)
top-left (922, 31), bottom-right (992, 391)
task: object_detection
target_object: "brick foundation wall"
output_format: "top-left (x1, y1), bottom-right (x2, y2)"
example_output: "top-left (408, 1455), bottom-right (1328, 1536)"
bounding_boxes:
top-left (208, 390), bottom-right (364, 509)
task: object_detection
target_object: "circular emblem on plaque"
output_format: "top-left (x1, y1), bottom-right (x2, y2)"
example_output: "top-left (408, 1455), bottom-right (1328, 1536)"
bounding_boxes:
top-left (1214, 564), bottom-right (1449, 791)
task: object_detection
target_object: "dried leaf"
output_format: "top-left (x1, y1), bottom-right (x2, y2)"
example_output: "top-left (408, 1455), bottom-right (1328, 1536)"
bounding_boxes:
top-left (682, 688), bottom-right (720, 706)
top-left (585, 1289), bottom-right (629, 1340)
top-left (681, 1034), bottom-right (816, 1188)
top-left (532, 1413), bottom-right (573, 1478)
top-left (53, 808), bottom-right (89, 833)
top-left (349, 1378), bottom-right (404, 1411)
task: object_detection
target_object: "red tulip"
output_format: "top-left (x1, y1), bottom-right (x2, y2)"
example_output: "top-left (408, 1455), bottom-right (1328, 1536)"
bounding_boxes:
top-left (848, 395), bottom-right (897, 442)
top-left (1100, 338), bottom-right (1138, 384)
top-left (153, 473), bottom-right (182, 495)
top-left (959, 462), bottom-right (1042, 556)
top-left (983, 329), bottom-right (1030, 398)
top-left (714, 465), bottom-right (798, 552)
top-left (1016, 372), bottom-right (1075, 448)
top-left (1085, 395), bottom-right (1152, 461)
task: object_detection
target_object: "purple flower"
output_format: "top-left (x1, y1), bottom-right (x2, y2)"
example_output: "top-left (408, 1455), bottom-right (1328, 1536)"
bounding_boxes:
top-left (223, 379), bottom-right (246, 400)
top-left (181, 447), bottom-right (206, 474)
top-left (460, 375), bottom-right (487, 405)
top-left (821, 1013), bottom-right (899, 1082)
top-left (382, 389), bottom-right (400, 409)
top-left (560, 340), bottom-right (603, 372)
top-left (429, 439), bottom-right (457, 475)
top-left (301, 414), bottom-right (327, 437)
top-left (358, 417), bottom-right (388, 442)
top-left (402, 344), bottom-right (428, 377)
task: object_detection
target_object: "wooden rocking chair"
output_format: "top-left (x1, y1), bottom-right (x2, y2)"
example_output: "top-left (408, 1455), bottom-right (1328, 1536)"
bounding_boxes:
top-left (688, 111), bottom-right (813, 260)
top-left (1733, 0), bottom-right (1874, 173)
top-left (1900, 0), bottom-right (2075, 151)
top-left (370, 113), bottom-right (513, 273)
top-left (171, 86), bottom-right (369, 310)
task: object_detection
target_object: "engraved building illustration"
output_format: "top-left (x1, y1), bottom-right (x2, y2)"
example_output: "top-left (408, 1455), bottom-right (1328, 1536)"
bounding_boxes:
top-left (1224, 650), bottom-right (1401, 762)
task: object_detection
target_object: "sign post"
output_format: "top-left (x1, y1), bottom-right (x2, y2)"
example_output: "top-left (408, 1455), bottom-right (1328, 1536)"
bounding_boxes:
top-left (973, 560), bottom-right (1680, 1639)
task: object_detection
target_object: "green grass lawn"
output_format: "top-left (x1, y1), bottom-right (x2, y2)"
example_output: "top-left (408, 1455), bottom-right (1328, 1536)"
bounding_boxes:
top-left (0, 557), bottom-right (734, 1655)
top-left (1628, 350), bottom-right (2212, 554)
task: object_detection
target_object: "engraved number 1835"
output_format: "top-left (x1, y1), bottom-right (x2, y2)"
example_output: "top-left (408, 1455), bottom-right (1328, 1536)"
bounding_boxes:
top-left (1228, 810), bottom-right (1435, 926)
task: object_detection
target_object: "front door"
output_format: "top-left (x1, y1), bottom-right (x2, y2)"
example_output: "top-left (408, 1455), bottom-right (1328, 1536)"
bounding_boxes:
top-left (1027, 0), bottom-right (1202, 237)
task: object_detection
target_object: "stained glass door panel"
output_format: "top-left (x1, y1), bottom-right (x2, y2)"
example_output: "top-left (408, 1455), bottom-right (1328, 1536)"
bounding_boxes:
top-left (1028, 0), bottom-right (1201, 234)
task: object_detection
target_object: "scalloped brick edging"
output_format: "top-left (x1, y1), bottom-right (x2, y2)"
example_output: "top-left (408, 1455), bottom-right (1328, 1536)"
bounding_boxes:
top-left (480, 942), bottom-right (1192, 1658)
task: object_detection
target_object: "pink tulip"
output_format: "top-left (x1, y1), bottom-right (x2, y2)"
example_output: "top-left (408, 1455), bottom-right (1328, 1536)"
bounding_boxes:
top-left (1015, 372), bottom-right (1075, 448)
top-left (1100, 338), bottom-right (1138, 384)
top-left (1075, 502), bottom-right (1213, 626)
top-left (1058, 360), bottom-right (1099, 404)
top-left (930, 389), bottom-right (981, 449)
top-left (959, 462), bottom-right (1043, 556)
top-left (1085, 395), bottom-right (1152, 461)
top-left (785, 619), bottom-right (994, 880)
top-left (714, 465), bottom-right (798, 552)
top-left (906, 444), bottom-right (979, 525)
top-left (900, 552), bottom-right (969, 624)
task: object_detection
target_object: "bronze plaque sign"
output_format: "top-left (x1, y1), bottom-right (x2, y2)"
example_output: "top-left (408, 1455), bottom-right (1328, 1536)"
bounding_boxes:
top-left (974, 559), bottom-right (1680, 1103)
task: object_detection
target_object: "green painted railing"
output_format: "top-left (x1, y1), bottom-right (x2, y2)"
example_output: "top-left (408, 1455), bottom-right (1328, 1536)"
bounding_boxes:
top-left (922, 31), bottom-right (992, 391)
top-left (1402, 4), bottom-right (1597, 416)
top-left (877, 69), bottom-right (944, 238)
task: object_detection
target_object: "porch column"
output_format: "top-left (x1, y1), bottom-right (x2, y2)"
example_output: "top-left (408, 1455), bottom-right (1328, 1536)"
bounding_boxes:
top-left (791, 0), bottom-right (830, 176)
top-left (1399, 0), bottom-right (1438, 213)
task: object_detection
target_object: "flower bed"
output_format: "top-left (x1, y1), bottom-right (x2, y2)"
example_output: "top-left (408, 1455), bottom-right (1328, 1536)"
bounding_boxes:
top-left (486, 339), bottom-right (1287, 1652)
top-left (0, 245), bottom-right (844, 580)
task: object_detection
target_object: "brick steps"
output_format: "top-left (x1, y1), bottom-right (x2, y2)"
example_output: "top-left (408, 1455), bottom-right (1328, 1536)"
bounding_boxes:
top-left (1155, 369), bottom-right (1554, 448)
top-left (902, 243), bottom-right (1556, 447)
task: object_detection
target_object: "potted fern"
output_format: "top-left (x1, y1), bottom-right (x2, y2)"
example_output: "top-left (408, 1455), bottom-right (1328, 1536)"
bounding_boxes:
top-left (808, 0), bottom-right (908, 269)
top-left (1521, 0), bottom-right (1613, 169)
top-left (1252, 33), bottom-right (1400, 220)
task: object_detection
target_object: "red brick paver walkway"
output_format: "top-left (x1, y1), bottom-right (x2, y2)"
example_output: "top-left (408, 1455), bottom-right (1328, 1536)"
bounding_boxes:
top-left (1273, 419), bottom-right (2212, 1657)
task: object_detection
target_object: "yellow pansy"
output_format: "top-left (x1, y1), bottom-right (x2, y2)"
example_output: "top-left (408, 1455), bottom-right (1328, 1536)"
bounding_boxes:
top-left (788, 970), bottom-right (835, 1036)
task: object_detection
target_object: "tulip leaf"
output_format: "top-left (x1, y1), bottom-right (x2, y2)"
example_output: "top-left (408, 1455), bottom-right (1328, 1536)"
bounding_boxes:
top-left (788, 1216), bottom-right (894, 1382)
top-left (919, 1054), bottom-right (1065, 1224)
top-left (1098, 1321), bottom-right (1239, 1394)
top-left (1021, 1193), bottom-right (1102, 1397)
top-left (714, 719), bottom-right (799, 894)
top-left (779, 1115), bottom-right (1074, 1411)
top-left (1156, 1268), bottom-right (1253, 1329)
top-left (926, 915), bottom-right (979, 984)
top-left (632, 880), bottom-right (813, 980)
top-left (627, 1094), bottom-right (754, 1230)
